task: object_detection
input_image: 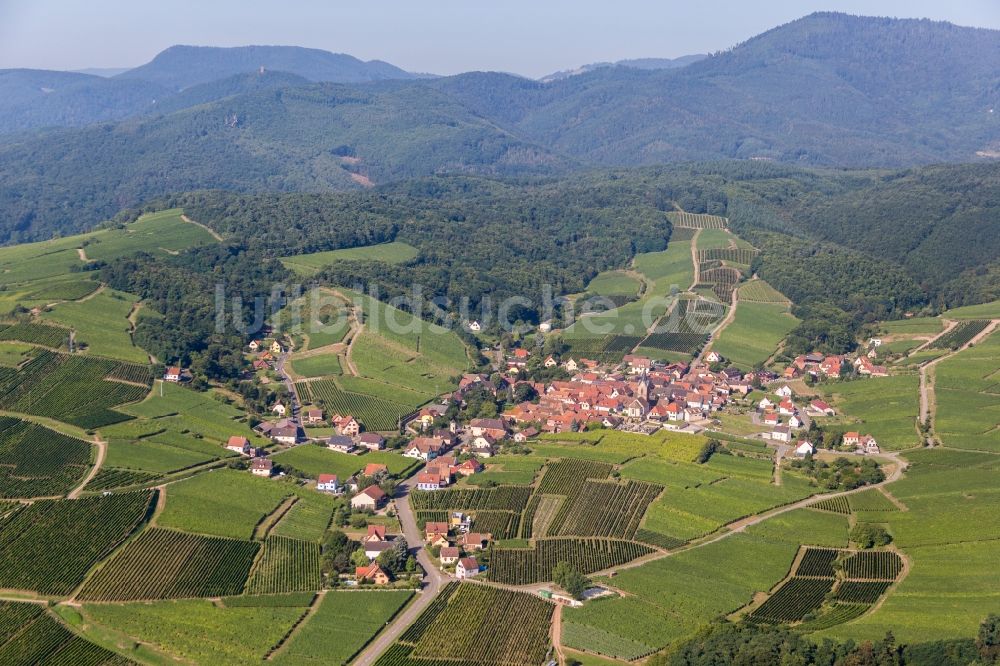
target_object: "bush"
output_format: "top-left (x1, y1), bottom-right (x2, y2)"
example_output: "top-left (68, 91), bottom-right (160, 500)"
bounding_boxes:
top-left (851, 523), bottom-right (893, 549)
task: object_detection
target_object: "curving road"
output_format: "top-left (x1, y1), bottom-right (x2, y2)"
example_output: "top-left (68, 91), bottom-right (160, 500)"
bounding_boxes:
top-left (352, 471), bottom-right (447, 666)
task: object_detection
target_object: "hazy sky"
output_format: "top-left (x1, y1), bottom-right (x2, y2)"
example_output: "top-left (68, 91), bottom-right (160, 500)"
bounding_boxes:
top-left (2, 0), bottom-right (999, 77)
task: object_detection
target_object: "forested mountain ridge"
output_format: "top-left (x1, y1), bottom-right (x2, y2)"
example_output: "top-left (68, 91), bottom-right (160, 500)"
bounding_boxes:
top-left (2, 12), bottom-right (1000, 242)
top-left (116, 44), bottom-right (422, 90)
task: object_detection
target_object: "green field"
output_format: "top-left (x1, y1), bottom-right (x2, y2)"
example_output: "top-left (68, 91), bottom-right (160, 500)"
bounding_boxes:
top-left (84, 597), bottom-right (305, 664)
top-left (275, 591), bottom-right (413, 665)
top-left (574, 508), bottom-right (847, 653)
top-left (82, 208), bottom-right (218, 262)
top-left (565, 241), bottom-right (693, 339)
top-left (738, 279), bottom-right (790, 303)
top-left (290, 353), bottom-right (342, 378)
top-left (933, 327), bottom-right (1000, 451)
top-left (273, 444), bottom-right (417, 480)
top-left (43, 288), bottom-right (149, 362)
top-left (943, 299), bottom-right (1000, 319)
top-left (711, 299), bottom-right (799, 369)
top-left (880, 317), bottom-right (945, 335)
top-left (157, 469), bottom-right (295, 539)
top-left (281, 241), bottom-right (419, 276)
top-left (819, 375), bottom-right (921, 450)
top-left (586, 271), bottom-right (642, 298)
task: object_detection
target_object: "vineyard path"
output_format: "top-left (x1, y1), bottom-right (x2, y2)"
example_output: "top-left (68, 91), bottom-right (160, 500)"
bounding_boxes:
top-left (68, 437), bottom-right (106, 499)
top-left (180, 214), bottom-right (224, 242)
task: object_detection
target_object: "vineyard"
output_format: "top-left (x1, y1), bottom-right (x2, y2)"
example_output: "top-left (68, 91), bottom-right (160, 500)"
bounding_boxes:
top-left (80, 527), bottom-right (260, 601)
top-left (297, 379), bottom-right (410, 432)
top-left (811, 497), bottom-right (851, 514)
top-left (640, 299), bottom-right (719, 353)
top-left (697, 247), bottom-right (758, 265)
top-left (406, 584), bottom-right (553, 665)
top-left (841, 551), bottom-right (903, 580)
top-left (410, 486), bottom-right (533, 512)
top-left (468, 511), bottom-right (521, 540)
top-left (0, 491), bottom-right (153, 595)
top-left (794, 603), bottom-right (869, 631)
top-left (537, 459), bottom-right (613, 496)
top-left (550, 479), bottom-right (662, 539)
top-left (848, 489), bottom-right (899, 512)
top-left (488, 538), bottom-right (655, 585)
top-left (563, 335), bottom-right (642, 362)
top-left (739, 280), bottom-right (790, 304)
top-left (666, 211), bottom-right (728, 229)
top-left (836, 580), bottom-right (893, 604)
top-left (0, 416), bottom-right (91, 498)
top-left (85, 468), bottom-right (161, 492)
top-left (927, 319), bottom-right (990, 350)
top-left (0, 601), bottom-right (133, 664)
top-left (0, 351), bottom-right (149, 428)
top-left (245, 535), bottom-right (321, 594)
top-left (105, 361), bottom-right (154, 385)
top-left (700, 267), bottom-right (743, 302)
top-left (748, 577), bottom-right (834, 623)
top-left (634, 528), bottom-right (685, 550)
top-left (793, 548), bottom-right (839, 578)
top-left (399, 582), bottom-right (460, 644)
top-left (0, 321), bottom-right (69, 348)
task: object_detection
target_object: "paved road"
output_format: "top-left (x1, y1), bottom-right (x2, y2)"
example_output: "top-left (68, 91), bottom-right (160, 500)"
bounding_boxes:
top-left (352, 471), bottom-right (448, 666)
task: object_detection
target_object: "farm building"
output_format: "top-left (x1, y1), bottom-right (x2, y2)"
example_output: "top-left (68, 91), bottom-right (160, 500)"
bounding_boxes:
top-left (352, 485), bottom-right (388, 511)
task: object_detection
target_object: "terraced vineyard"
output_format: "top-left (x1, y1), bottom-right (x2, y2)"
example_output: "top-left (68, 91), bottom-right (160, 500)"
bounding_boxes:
top-left (380, 583), bottom-right (553, 666)
top-left (488, 538), bottom-right (655, 585)
top-left (297, 379), bottom-right (411, 432)
top-left (0, 416), bottom-right (91, 498)
top-left (80, 527), bottom-right (260, 601)
top-left (928, 319), bottom-right (990, 349)
top-left (0, 491), bottom-right (153, 595)
top-left (245, 536), bottom-right (321, 594)
top-left (748, 577), bottom-right (835, 623)
top-left (667, 211), bottom-right (728, 229)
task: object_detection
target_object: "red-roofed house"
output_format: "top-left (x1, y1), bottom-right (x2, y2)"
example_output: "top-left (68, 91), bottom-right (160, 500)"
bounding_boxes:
top-left (456, 557), bottom-right (480, 579)
top-left (164, 366), bottom-right (182, 382)
top-left (225, 436), bottom-right (251, 456)
top-left (416, 472), bottom-right (449, 491)
top-left (363, 463), bottom-right (389, 478)
top-left (351, 485), bottom-right (387, 511)
top-left (355, 562), bottom-right (391, 585)
top-left (439, 546), bottom-right (460, 565)
top-left (363, 525), bottom-right (387, 543)
top-left (316, 474), bottom-right (341, 493)
top-left (810, 400), bottom-right (835, 416)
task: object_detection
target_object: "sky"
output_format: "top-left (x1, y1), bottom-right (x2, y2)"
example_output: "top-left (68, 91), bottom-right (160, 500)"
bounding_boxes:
top-left (2, 0), bottom-right (999, 78)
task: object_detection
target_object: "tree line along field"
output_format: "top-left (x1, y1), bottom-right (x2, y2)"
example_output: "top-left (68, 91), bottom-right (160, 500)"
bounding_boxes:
top-left (0, 491), bottom-right (153, 596)
top-left (0, 350), bottom-right (151, 429)
top-left (0, 601), bottom-right (135, 665)
top-left (0, 416), bottom-right (92, 498)
top-left (376, 583), bottom-right (553, 666)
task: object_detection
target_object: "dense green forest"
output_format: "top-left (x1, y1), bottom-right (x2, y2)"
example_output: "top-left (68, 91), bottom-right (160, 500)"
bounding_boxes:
top-left (100, 160), bottom-right (1000, 371)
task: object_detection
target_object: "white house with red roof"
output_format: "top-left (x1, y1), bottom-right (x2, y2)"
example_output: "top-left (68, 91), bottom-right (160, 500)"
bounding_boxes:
top-left (456, 557), bottom-right (480, 579)
top-left (225, 436), bottom-right (251, 456)
top-left (316, 474), bottom-right (341, 493)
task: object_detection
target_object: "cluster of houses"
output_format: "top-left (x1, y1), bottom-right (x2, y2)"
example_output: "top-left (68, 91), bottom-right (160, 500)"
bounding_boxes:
top-left (425, 513), bottom-right (490, 579)
top-left (502, 354), bottom-right (756, 435)
top-left (758, 385), bottom-right (805, 443)
top-left (254, 411), bottom-right (365, 448)
top-left (248, 339), bottom-right (284, 372)
top-left (783, 352), bottom-right (887, 380)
